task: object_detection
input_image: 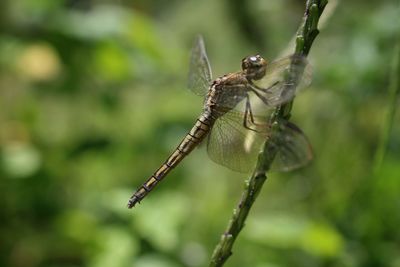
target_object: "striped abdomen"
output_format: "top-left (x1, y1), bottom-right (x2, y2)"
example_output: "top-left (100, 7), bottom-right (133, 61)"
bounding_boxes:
top-left (127, 113), bottom-right (213, 208)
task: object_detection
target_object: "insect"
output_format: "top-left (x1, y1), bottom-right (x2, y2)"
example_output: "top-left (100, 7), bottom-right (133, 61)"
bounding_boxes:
top-left (128, 36), bottom-right (312, 208)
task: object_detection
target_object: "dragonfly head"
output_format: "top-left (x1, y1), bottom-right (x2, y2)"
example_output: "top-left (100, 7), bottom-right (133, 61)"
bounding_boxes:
top-left (242, 55), bottom-right (267, 80)
top-left (242, 54), bottom-right (267, 80)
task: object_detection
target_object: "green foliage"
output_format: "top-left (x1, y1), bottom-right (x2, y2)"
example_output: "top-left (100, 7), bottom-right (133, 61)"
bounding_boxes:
top-left (0, 0), bottom-right (399, 267)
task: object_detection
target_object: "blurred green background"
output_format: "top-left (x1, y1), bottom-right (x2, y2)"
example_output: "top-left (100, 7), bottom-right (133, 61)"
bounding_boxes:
top-left (0, 0), bottom-right (399, 266)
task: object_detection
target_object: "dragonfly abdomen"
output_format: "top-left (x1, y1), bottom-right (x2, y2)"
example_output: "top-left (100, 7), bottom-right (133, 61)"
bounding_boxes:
top-left (127, 113), bottom-right (213, 208)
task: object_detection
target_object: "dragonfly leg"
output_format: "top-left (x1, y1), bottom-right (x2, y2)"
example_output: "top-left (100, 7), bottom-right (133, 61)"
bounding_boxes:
top-left (248, 86), bottom-right (272, 107)
top-left (243, 95), bottom-right (268, 133)
top-left (250, 80), bottom-right (280, 93)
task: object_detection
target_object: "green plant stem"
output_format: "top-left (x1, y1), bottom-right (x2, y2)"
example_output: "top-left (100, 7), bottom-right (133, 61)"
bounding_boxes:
top-left (373, 40), bottom-right (400, 175)
top-left (208, 1), bottom-right (327, 266)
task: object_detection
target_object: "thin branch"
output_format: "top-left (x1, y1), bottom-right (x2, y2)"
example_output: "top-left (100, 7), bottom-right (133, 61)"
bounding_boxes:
top-left (373, 40), bottom-right (400, 175)
top-left (208, 1), bottom-right (328, 266)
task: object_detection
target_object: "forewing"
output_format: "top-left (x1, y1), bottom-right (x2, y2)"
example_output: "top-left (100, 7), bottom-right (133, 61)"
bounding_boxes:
top-left (252, 55), bottom-right (312, 107)
top-left (187, 35), bottom-right (212, 96)
top-left (269, 122), bottom-right (313, 171)
top-left (207, 111), bottom-right (269, 173)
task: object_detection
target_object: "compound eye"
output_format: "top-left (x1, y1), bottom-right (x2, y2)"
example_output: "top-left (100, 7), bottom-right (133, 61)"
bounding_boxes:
top-left (249, 56), bottom-right (258, 62)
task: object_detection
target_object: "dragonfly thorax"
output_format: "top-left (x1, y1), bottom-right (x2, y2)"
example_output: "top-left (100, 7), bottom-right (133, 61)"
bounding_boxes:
top-left (204, 76), bottom-right (248, 118)
top-left (241, 54), bottom-right (267, 81)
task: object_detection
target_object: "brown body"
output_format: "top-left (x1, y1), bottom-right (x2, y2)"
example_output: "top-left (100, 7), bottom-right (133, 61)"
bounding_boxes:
top-left (127, 54), bottom-right (268, 208)
top-left (127, 73), bottom-right (251, 208)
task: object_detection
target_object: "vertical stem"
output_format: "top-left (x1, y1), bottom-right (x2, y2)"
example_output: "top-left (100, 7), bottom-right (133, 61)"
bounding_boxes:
top-left (209, 1), bottom-right (327, 266)
top-left (373, 41), bottom-right (400, 175)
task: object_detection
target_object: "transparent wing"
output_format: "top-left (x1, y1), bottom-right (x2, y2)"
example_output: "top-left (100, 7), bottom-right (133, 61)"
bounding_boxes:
top-left (207, 110), bottom-right (269, 173)
top-left (207, 110), bottom-right (313, 173)
top-left (187, 35), bottom-right (212, 96)
top-left (251, 54), bottom-right (312, 108)
top-left (269, 122), bottom-right (313, 171)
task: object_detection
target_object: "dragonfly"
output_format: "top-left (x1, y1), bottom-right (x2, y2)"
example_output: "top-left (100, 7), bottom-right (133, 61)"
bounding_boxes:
top-left (128, 36), bottom-right (313, 208)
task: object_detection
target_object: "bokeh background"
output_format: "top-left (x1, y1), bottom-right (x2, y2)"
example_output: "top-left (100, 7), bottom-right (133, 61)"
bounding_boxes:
top-left (1, 0), bottom-right (399, 266)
